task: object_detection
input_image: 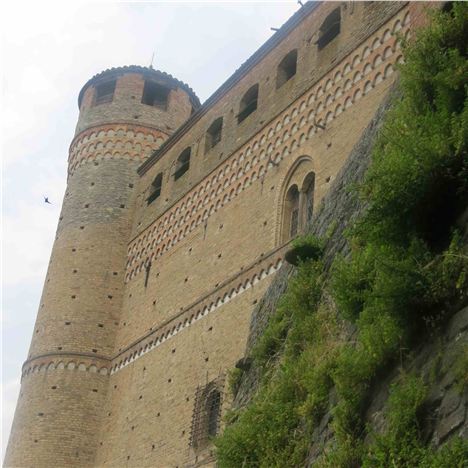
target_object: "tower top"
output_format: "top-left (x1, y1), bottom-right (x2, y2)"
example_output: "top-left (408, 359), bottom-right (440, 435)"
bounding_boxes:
top-left (78, 65), bottom-right (201, 109)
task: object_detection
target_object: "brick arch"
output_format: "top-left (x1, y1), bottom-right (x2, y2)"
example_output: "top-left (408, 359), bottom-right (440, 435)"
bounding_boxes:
top-left (275, 155), bottom-right (316, 245)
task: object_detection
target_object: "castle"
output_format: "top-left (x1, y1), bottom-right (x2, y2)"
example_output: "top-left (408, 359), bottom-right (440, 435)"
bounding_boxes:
top-left (5, 2), bottom-right (434, 466)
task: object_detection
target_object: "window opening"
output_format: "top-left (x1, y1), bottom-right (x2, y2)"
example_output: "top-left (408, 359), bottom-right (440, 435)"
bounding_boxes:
top-left (281, 184), bottom-right (302, 241)
top-left (206, 390), bottom-right (221, 437)
top-left (190, 377), bottom-right (224, 450)
top-left (174, 148), bottom-right (191, 180)
top-left (276, 49), bottom-right (298, 88)
top-left (147, 173), bottom-right (163, 204)
top-left (238, 84), bottom-right (259, 123)
top-left (205, 117), bottom-right (223, 153)
top-left (94, 80), bottom-right (116, 106)
top-left (141, 81), bottom-right (170, 109)
top-left (288, 186), bottom-right (300, 238)
top-left (304, 172), bottom-right (315, 224)
top-left (317, 8), bottom-right (341, 50)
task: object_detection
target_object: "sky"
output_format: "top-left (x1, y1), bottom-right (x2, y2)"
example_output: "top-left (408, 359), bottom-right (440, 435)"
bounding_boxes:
top-left (1, 0), bottom-right (300, 457)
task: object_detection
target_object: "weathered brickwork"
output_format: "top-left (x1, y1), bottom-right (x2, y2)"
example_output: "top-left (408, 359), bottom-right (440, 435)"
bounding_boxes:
top-left (6, 2), bottom-right (438, 467)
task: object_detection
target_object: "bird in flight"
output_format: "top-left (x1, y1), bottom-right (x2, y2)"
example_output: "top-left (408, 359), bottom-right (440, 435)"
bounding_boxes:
top-left (44, 196), bottom-right (52, 204)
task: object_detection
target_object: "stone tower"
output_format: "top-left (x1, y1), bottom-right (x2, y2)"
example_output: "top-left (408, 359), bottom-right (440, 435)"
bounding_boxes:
top-left (5, 66), bottom-right (200, 467)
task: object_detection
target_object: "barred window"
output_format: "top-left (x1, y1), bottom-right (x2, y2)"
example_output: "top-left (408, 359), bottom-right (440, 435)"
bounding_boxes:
top-left (190, 378), bottom-right (224, 450)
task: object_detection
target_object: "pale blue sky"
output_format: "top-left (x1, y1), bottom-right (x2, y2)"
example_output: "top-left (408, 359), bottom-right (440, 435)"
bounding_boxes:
top-left (1, 0), bottom-right (301, 456)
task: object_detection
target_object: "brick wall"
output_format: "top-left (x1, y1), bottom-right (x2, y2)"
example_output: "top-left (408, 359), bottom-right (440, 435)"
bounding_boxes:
top-left (5, 2), bottom-right (438, 467)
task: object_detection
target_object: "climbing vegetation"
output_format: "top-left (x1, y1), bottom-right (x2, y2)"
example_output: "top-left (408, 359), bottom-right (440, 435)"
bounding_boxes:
top-left (215, 4), bottom-right (468, 466)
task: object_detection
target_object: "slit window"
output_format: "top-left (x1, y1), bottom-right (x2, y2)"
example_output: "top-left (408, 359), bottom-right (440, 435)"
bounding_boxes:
top-left (142, 81), bottom-right (170, 110)
top-left (317, 8), bottom-right (341, 50)
top-left (238, 84), bottom-right (259, 123)
top-left (147, 172), bottom-right (163, 204)
top-left (94, 80), bottom-right (116, 106)
top-left (174, 148), bottom-right (191, 180)
top-left (205, 117), bottom-right (223, 153)
top-left (276, 49), bottom-right (298, 88)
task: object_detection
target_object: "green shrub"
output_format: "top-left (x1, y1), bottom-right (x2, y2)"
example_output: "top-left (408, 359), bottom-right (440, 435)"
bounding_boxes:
top-left (363, 374), bottom-right (428, 467)
top-left (227, 367), bottom-right (243, 397)
top-left (285, 234), bottom-right (324, 266)
top-left (216, 5), bottom-right (468, 466)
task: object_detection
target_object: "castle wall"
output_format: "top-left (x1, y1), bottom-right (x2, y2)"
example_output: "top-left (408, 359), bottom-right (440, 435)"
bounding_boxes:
top-left (95, 4), bottom-right (412, 466)
top-left (95, 284), bottom-right (269, 467)
top-left (133, 1), bottom-right (405, 234)
top-left (6, 2), bottom-right (435, 467)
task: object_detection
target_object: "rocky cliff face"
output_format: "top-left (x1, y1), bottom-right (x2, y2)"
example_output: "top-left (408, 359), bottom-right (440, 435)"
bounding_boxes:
top-left (231, 83), bottom-right (467, 459)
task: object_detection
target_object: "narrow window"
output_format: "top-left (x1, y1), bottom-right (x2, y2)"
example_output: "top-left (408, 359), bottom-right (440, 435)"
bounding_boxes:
top-left (303, 172), bottom-right (315, 224)
top-left (276, 50), bottom-right (297, 88)
top-left (190, 379), bottom-right (224, 450)
top-left (317, 8), bottom-right (341, 50)
top-left (238, 84), bottom-right (259, 123)
top-left (141, 81), bottom-right (170, 110)
top-left (205, 117), bottom-right (223, 153)
top-left (174, 148), bottom-right (191, 180)
top-left (147, 173), bottom-right (163, 204)
top-left (206, 390), bottom-right (221, 437)
top-left (286, 185), bottom-right (300, 239)
top-left (291, 206), bottom-right (299, 238)
top-left (94, 80), bottom-right (116, 106)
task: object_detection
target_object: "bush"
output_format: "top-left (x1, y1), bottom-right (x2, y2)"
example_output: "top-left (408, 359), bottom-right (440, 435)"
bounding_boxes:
top-left (216, 5), bottom-right (468, 466)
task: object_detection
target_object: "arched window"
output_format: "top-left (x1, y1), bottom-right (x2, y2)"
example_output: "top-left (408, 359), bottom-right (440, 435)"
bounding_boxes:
top-left (238, 84), bottom-right (259, 123)
top-left (205, 117), bottom-right (223, 153)
top-left (141, 81), bottom-right (170, 110)
top-left (303, 172), bottom-right (315, 225)
top-left (147, 172), bottom-right (163, 204)
top-left (277, 50), bottom-right (298, 89)
top-left (317, 8), bottom-right (341, 50)
top-left (190, 380), bottom-right (224, 450)
top-left (284, 185), bottom-right (300, 241)
top-left (280, 166), bottom-right (316, 244)
top-left (174, 147), bottom-right (191, 180)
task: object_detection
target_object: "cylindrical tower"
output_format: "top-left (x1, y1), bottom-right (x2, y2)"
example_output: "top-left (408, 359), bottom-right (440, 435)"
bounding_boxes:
top-left (5, 66), bottom-right (200, 467)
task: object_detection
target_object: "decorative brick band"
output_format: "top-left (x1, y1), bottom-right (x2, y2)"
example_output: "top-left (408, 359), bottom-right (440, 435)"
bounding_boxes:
top-left (21, 245), bottom-right (287, 379)
top-left (67, 123), bottom-right (168, 177)
top-left (110, 247), bottom-right (286, 374)
top-left (21, 353), bottom-right (110, 380)
top-left (125, 10), bottom-right (410, 282)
